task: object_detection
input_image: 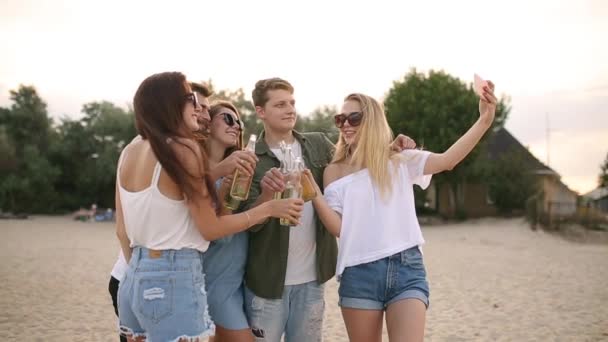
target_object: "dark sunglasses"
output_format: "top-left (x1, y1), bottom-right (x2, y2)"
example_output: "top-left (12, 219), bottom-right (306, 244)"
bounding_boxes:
top-left (334, 111), bottom-right (363, 128)
top-left (217, 112), bottom-right (243, 131)
top-left (185, 92), bottom-right (200, 109)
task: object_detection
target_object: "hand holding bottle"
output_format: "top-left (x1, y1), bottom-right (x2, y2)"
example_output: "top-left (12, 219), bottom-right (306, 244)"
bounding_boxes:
top-left (266, 198), bottom-right (304, 225)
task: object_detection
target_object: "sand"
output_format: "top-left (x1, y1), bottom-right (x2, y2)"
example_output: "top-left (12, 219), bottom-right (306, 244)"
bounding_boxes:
top-left (1, 217), bottom-right (606, 341)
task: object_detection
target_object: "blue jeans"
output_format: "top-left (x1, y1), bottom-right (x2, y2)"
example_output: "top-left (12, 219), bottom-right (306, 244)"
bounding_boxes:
top-left (244, 281), bottom-right (325, 342)
top-left (338, 246), bottom-right (430, 310)
top-left (118, 247), bottom-right (215, 341)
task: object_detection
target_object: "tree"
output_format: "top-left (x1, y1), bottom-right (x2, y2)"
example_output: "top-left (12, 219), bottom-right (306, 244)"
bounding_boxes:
top-left (81, 101), bottom-right (137, 144)
top-left (297, 106), bottom-right (339, 143)
top-left (0, 86), bottom-right (59, 213)
top-left (0, 124), bottom-right (17, 173)
top-left (485, 149), bottom-right (539, 214)
top-left (3, 85), bottom-right (52, 155)
top-left (50, 101), bottom-right (136, 209)
top-left (0, 145), bottom-right (60, 213)
top-left (599, 152), bottom-right (608, 188)
top-left (384, 69), bottom-right (510, 218)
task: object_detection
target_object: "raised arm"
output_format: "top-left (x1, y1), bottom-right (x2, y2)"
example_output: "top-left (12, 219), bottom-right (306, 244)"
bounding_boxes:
top-left (424, 81), bottom-right (497, 175)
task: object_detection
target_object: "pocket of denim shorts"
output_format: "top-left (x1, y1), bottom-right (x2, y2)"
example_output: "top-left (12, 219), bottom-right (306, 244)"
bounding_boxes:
top-left (401, 248), bottom-right (425, 270)
top-left (137, 277), bottom-right (174, 322)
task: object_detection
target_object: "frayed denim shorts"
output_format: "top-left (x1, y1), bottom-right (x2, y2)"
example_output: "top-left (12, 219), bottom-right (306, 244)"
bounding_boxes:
top-left (118, 247), bottom-right (215, 341)
top-left (339, 246), bottom-right (430, 310)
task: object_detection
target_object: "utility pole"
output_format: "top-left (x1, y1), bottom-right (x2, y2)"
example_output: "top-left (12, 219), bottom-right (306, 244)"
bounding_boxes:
top-left (546, 112), bottom-right (550, 167)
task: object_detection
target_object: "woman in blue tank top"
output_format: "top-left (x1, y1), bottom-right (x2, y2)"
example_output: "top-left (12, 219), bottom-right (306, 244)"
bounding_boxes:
top-left (201, 101), bottom-right (258, 342)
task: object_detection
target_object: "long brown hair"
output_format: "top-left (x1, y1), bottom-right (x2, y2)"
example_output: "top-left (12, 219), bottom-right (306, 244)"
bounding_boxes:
top-left (209, 100), bottom-right (244, 159)
top-left (133, 72), bottom-right (218, 207)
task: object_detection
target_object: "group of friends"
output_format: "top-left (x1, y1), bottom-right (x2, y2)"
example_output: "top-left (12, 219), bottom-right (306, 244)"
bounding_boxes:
top-left (108, 73), bottom-right (497, 342)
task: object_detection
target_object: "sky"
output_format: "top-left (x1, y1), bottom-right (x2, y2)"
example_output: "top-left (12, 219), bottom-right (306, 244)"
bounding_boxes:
top-left (1, 0), bottom-right (606, 194)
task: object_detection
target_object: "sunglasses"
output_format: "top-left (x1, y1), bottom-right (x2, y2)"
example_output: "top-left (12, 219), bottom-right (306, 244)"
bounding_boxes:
top-left (217, 112), bottom-right (243, 131)
top-left (185, 92), bottom-right (200, 109)
top-left (334, 111), bottom-right (363, 128)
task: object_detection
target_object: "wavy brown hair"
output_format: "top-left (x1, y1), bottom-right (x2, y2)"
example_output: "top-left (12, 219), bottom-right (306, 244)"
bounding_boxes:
top-left (133, 72), bottom-right (218, 207)
top-left (209, 100), bottom-right (244, 159)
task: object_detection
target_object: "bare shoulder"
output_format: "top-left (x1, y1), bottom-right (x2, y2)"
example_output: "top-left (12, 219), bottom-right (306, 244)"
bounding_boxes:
top-left (323, 163), bottom-right (346, 188)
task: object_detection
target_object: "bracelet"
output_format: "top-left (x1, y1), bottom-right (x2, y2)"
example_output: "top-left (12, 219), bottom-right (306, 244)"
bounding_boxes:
top-left (244, 212), bottom-right (251, 228)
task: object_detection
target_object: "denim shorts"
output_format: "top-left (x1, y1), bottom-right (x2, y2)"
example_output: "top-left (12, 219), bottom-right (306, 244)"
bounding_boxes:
top-left (118, 247), bottom-right (215, 341)
top-left (338, 246), bottom-right (430, 310)
top-left (203, 231), bottom-right (249, 330)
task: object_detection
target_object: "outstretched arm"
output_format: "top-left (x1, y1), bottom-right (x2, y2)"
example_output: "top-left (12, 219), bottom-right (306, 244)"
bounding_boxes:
top-left (424, 81), bottom-right (497, 175)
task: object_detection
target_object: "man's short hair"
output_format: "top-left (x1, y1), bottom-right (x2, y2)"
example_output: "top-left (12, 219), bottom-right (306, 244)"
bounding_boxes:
top-left (251, 78), bottom-right (294, 107)
top-left (190, 82), bottom-right (212, 97)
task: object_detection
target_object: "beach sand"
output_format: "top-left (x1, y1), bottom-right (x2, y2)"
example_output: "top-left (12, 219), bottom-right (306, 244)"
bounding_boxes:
top-left (1, 217), bottom-right (606, 341)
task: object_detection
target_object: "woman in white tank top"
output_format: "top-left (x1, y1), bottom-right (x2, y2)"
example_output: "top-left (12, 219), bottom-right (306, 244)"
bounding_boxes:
top-left (305, 86), bottom-right (498, 341)
top-left (116, 72), bottom-right (303, 342)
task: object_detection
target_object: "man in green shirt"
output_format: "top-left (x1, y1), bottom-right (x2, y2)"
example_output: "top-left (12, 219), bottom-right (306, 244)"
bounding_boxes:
top-left (239, 78), bottom-right (414, 341)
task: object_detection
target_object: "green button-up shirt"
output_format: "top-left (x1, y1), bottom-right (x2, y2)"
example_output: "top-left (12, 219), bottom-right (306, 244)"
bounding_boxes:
top-left (238, 130), bottom-right (338, 299)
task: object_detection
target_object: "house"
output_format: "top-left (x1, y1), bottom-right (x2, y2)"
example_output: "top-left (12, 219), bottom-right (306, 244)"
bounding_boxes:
top-left (583, 187), bottom-right (608, 213)
top-left (425, 127), bottom-right (579, 218)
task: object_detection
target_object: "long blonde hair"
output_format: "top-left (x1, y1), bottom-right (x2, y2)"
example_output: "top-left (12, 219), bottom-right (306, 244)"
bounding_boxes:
top-left (333, 93), bottom-right (400, 198)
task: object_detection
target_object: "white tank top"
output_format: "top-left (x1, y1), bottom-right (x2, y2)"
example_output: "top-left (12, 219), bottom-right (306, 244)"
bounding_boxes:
top-left (117, 145), bottom-right (210, 252)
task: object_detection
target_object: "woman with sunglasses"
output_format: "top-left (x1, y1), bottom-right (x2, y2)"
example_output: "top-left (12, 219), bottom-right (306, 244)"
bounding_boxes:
top-left (115, 72), bottom-right (304, 341)
top-left (304, 84), bottom-right (497, 341)
top-left (201, 101), bottom-right (257, 342)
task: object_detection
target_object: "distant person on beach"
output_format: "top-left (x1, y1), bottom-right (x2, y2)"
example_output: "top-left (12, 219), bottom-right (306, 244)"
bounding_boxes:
top-left (114, 72), bottom-right (303, 341)
top-left (72, 203), bottom-right (97, 222)
top-left (305, 85), bottom-right (497, 341)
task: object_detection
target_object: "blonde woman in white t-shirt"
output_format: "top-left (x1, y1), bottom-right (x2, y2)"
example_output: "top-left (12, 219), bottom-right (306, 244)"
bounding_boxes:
top-left (304, 84), bottom-right (497, 342)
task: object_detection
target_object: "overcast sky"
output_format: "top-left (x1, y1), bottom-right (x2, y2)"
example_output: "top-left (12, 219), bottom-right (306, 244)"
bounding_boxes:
top-left (1, 0), bottom-right (606, 194)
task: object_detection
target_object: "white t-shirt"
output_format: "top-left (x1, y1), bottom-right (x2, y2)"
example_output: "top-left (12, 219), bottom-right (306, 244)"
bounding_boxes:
top-left (271, 140), bottom-right (317, 285)
top-left (324, 149), bottom-right (432, 278)
top-left (110, 251), bottom-right (128, 281)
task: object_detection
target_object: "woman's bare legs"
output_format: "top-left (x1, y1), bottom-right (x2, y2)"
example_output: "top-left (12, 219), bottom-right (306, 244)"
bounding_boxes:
top-left (385, 298), bottom-right (426, 342)
top-left (341, 307), bottom-right (383, 342)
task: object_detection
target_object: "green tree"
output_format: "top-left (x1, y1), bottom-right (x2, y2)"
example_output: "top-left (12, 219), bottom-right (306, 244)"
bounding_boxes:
top-left (384, 69), bottom-right (510, 218)
top-left (297, 106), bottom-right (339, 143)
top-left (2, 85), bottom-right (52, 155)
top-left (51, 101), bottom-right (136, 209)
top-left (50, 119), bottom-right (94, 210)
top-left (485, 149), bottom-right (539, 214)
top-left (81, 101), bottom-right (137, 143)
top-left (599, 152), bottom-right (608, 188)
top-left (0, 86), bottom-right (60, 213)
top-left (0, 124), bottom-right (17, 173)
